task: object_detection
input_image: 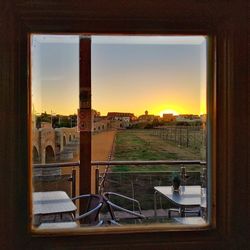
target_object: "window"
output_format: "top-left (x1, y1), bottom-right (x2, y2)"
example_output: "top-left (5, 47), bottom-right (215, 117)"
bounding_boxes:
top-left (2, 1), bottom-right (248, 249)
top-left (31, 34), bottom-right (210, 230)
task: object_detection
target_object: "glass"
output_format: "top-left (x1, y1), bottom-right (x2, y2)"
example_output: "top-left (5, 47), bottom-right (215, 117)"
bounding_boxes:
top-left (31, 35), bottom-right (80, 227)
top-left (30, 34), bottom-right (209, 229)
top-left (92, 35), bottom-right (208, 226)
top-left (201, 187), bottom-right (207, 218)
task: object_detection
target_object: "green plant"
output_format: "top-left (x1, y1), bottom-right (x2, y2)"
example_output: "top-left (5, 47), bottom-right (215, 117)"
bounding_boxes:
top-left (172, 174), bottom-right (181, 191)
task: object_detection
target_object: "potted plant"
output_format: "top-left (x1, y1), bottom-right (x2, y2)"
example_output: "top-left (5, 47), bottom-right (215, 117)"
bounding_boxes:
top-left (172, 175), bottom-right (181, 192)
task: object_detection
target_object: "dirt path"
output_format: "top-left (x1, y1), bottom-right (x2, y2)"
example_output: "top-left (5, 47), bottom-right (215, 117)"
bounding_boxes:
top-left (90, 130), bottom-right (116, 192)
top-left (92, 130), bottom-right (116, 161)
top-left (61, 130), bottom-right (116, 194)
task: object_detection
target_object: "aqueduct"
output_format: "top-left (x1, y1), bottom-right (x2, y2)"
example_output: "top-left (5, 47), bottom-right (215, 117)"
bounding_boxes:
top-left (32, 123), bottom-right (79, 164)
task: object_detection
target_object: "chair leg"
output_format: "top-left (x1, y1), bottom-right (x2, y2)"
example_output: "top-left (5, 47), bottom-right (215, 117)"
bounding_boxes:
top-left (168, 208), bottom-right (180, 218)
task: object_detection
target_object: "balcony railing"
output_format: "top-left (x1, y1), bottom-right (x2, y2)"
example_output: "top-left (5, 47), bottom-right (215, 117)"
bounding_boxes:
top-left (33, 160), bottom-right (207, 198)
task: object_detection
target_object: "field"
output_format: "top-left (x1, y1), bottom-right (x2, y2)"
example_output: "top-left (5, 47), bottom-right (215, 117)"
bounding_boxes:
top-left (104, 128), bottom-right (205, 210)
top-left (111, 129), bottom-right (204, 172)
top-left (34, 128), bottom-right (205, 211)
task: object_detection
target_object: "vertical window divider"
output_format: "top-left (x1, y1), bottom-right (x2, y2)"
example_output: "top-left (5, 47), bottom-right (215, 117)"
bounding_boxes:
top-left (79, 36), bottom-right (92, 217)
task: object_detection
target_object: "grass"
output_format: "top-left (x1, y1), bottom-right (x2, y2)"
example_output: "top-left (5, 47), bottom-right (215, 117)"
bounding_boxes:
top-left (112, 129), bottom-right (202, 172)
top-left (106, 129), bottom-right (203, 210)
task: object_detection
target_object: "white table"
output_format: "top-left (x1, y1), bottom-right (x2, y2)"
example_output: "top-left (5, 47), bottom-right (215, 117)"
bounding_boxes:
top-left (174, 217), bottom-right (206, 225)
top-left (38, 222), bottom-right (78, 229)
top-left (154, 186), bottom-right (206, 217)
top-left (33, 191), bottom-right (77, 224)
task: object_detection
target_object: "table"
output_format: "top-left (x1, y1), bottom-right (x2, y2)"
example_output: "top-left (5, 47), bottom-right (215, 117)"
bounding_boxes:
top-left (38, 222), bottom-right (78, 229)
top-left (154, 186), bottom-right (206, 217)
top-left (174, 217), bottom-right (206, 225)
top-left (33, 191), bottom-right (77, 224)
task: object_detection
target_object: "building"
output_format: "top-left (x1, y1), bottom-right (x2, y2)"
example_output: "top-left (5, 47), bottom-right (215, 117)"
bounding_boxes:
top-left (175, 114), bottom-right (201, 123)
top-left (177, 114), bottom-right (200, 120)
top-left (107, 112), bottom-right (135, 121)
top-left (138, 110), bottom-right (159, 122)
top-left (93, 117), bottom-right (110, 132)
top-left (162, 113), bottom-right (176, 122)
top-left (107, 112), bottom-right (135, 128)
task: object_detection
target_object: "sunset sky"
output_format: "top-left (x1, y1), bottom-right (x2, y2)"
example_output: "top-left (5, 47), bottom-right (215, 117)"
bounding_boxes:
top-left (31, 35), bottom-right (207, 116)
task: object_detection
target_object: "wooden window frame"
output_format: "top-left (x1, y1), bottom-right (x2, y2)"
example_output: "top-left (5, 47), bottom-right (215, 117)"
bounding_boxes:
top-left (0, 1), bottom-right (249, 249)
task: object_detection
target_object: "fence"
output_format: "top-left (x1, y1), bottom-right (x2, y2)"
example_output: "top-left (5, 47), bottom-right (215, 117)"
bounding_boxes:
top-left (33, 160), bottom-right (207, 210)
top-left (152, 126), bottom-right (206, 153)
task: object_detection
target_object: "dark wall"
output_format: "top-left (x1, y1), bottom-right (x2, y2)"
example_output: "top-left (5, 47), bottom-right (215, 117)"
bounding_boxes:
top-left (0, 1), bottom-right (249, 249)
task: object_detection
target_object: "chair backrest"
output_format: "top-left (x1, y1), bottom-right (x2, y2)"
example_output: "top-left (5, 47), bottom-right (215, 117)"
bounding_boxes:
top-left (103, 192), bottom-right (145, 224)
top-left (84, 194), bottom-right (103, 225)
top-left (72, 194), bottom-right (103, 226)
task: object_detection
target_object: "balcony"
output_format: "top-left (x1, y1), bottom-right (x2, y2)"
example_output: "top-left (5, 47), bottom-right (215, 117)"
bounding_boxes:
top-left (33, 160), bottom-right (207, 228)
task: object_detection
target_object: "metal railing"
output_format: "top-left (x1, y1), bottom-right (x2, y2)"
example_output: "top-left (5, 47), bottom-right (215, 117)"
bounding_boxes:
top-left (33, 161), bottom-right (79, 197)
top-left (92, 160), bottom-right (206, 194)
top-left (33, 160), bottom-right (206, 196)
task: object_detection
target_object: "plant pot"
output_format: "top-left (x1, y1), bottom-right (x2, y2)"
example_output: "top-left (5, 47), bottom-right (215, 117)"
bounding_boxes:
top-left (172, 176), bottom-right (181, 191)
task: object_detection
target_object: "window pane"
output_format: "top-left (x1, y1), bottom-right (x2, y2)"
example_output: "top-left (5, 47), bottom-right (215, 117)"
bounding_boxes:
top-left (31, 35), bottom-right (80, 226)
top-left (31, 35), bottom-right (209, 230)
top-left (92, 36), bottom-right (208, 226)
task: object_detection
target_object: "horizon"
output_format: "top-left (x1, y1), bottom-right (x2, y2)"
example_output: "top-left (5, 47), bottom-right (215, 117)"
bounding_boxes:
top-left (33, 109), bottom-right (206, 117)
top-left (31, 35), bottom-right (207, 117)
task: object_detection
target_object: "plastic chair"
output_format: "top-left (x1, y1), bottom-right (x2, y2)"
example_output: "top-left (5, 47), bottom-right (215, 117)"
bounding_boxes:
top-left (168, 207), bottom-right (201, 218)
top-left (71, 194), bottom-right (104, 226)
top-left (103, 192), bottom-right (145, 225)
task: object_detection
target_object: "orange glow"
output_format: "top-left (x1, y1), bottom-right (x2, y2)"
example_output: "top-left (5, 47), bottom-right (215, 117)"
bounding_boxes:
top-left (150, 103), bottom-right (197, 118)
top-left (200, 100), bottom-right (207, 115)
top-left (159, 109), bottom-right (179, 117)
top-left (31, 35), bottom-right (207, 117)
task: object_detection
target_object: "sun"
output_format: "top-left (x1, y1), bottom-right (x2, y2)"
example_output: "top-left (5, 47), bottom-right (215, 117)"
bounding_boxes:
top-left (159, 109), bottom-right (179, 117)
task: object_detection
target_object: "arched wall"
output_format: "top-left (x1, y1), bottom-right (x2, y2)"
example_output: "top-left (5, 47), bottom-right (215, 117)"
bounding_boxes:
top-left (35, 127), bottom-right (79, 163)
top-left (45, 145), bottom-right (55, 163)
top-left (32, 146), bottom-right (40, 163)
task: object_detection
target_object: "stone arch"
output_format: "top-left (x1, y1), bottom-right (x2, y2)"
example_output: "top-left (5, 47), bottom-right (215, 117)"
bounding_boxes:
top-left (33, 146), bottom-right (40, 163)
top-left (45, 145), bottom-right (55, 163)
top-left (69, 134), bottom-right (72, 142)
